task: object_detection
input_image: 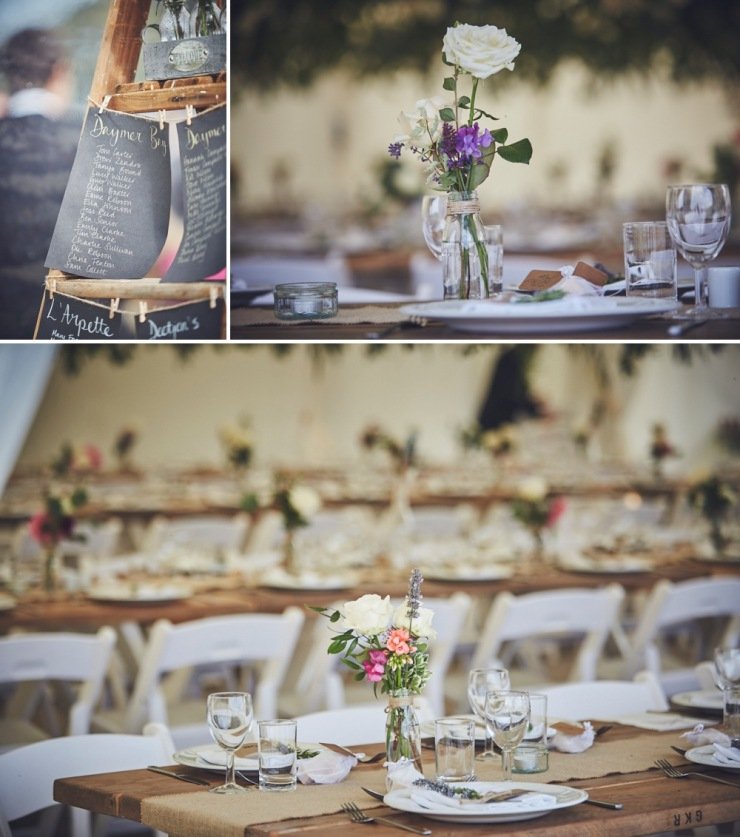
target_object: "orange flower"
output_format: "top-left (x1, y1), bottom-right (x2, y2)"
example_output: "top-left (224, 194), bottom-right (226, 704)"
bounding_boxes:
top-left (386, 628), bottom-right (412, 655)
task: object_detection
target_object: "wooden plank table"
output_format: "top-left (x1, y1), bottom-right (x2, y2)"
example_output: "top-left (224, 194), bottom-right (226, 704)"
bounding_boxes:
top-left (54, 727), bottom-right (740, 836)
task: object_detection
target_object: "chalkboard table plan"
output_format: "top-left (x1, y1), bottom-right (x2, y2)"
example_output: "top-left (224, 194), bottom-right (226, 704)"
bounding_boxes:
top-left (134, 296), bottom-right (225, 340)
top-left (45, 107), bottom-right (171, 280)
top-left (34, 291), bottom-right (123, 340)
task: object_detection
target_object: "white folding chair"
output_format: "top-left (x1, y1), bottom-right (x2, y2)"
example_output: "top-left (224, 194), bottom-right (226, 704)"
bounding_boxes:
top-left (0, 723), bottom-right (173, 837)
top-left (0, 627), bottom-right (116, 752)
top-left (143, 514), bottom-right (250, 553)
top-left (621, 577), bottom-right (740, 695)
top-left (469, 585), bottom-right (626, 688)
top-left (92, 609), bottom-right (304, 749)
top-left (294, 698), bottom-right (434, 747)
top-left (540, 671), bottom-right (668, 721)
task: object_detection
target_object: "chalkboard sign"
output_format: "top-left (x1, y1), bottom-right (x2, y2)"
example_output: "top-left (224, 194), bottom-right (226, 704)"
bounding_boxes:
top-left (45, 107), bottom-right (170, 279)
top-left (134, 296), bottom-right (224, 340)
top-left (163, 106), bottom-right (226, 282)
top-left (34, 291), bottom-right (123, 340)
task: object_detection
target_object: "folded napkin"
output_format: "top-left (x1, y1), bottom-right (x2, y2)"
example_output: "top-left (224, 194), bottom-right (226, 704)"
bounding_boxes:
top-left (552, 267), bottom-right (603, 296)
top-left (681, 723), bottom-right (730, 748)
top-left (712, 743), bottom-right (740, 766)
top-left (296, 749), bottom-right (357, 785)
top-left (550, 721), bottom-right (595, 753)
top-left (408, 784), bottom-right (554, 813)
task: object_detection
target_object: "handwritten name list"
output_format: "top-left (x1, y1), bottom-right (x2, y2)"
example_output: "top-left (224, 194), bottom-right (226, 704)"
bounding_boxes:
top-left (46, 108), bottom-right (170, 279)
top-left (164, 107), bottom-right (226, 282)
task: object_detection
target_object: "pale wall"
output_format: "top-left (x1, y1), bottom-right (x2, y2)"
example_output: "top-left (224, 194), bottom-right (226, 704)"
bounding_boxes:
top-left (12, 345), bottom-right (740, 475)
top-left (232, 63), bottom-right (736, 216)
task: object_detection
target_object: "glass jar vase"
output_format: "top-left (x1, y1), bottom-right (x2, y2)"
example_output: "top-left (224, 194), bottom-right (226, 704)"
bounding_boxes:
top-left (385, 690), bottom-right (423, 773)
top-left (442, 190), bottom-right (489, 300)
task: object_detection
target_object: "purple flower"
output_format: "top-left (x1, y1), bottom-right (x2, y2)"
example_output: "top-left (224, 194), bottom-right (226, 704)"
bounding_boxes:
top-left (388, 142), bottom-right (404, 159)
top-left (455, 123), bottom-right (493, 161)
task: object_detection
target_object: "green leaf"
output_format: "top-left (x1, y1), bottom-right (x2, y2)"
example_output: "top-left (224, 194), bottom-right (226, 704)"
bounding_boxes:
top-left (497, 138), bottom-right (533, 164)
top-left (354, 671), bottom-right (366, 681)
top-left (307, 605), bottom-right (327, 614)
top-left (475, 108), bottom-right (499, 121)
top-left (329, 611), bottom-right (341, 622)
top-left (467, 142), bottom-right (496, 190)
top-left (439, 108), bottom-right (456, 122)
top-left (442, 76), bottom-right (456, 91)
top-left (490, 128), bottom-right (508, 144)
top-left (457, 96), bottom-right (470, 108)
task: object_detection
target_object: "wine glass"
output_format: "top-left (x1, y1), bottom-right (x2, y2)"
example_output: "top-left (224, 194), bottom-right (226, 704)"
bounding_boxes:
top-left (485, 689), bottom-right (530, 782)
top-left (714, 646), bottom-right (740, 688)
top-left (421, 194), bottom-right (447, 260)
top-left (665, 183), bottom-right (731, 317)
top-left (467, 667), bottom-right (510, 761)
top-left (206, 691), bottom-right (253, 794)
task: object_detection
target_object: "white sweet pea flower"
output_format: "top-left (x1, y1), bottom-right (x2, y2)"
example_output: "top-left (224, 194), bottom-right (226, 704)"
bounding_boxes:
top-left (393, 600), bottom-right (436, 639)
top-left (289, 485), bottom-right (321, 520)
top-left (395, 96), bottom-right (449, 150)
top-left (341, 594), bottom-right (394, 635)
top-left (443, 23), bottom-right (521, 79)
top-left (517, 476), bottom-right (548, 502)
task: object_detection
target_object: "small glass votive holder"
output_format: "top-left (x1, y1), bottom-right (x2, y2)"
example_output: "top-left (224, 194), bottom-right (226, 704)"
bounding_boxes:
top-left (434, 717), bottom-right (476, 782)
top-left (513, 693), bottom-right (548, 774)
top-left (273, 282), bottom-right (338, 320)
top-left (258, 719), bottom-right (297, 791)
top-left (723, 686), bottom-right (740, 737)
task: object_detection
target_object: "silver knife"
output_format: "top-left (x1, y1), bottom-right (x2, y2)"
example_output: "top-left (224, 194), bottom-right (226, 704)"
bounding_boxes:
top-left (147, 766), bottom-right (210, 786)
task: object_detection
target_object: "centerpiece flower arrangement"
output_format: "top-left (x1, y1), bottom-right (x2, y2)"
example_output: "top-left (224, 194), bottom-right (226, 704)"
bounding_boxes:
top-left (313, 569), bottom-right (433, 772)
top-left (650, 423), bottom-right (679, 480)
top-left (51, 441), bottom-right (103, 477)
top-left (219, 417), bottom-right (254, 472)
top-left (687, 473), bottom-right (736, 555)
top-left (388, 22), bottom-right (532, 299)
top-left (511, 477), bottom-right (566, 560)
top-left (361, 425), bottom-right (418, 526)
top-left (28, 485), bottom-right (89, 593)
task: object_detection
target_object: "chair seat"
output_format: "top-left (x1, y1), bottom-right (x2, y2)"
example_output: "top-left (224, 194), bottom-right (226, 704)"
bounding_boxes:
top-left (0, 718), bottom-right (49, 754)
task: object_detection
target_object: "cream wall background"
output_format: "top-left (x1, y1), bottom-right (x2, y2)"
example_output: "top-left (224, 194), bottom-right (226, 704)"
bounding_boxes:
top-left (13, 345), bottom-right (740, 476)
top-left (232, 63), bottom-right (737, 215)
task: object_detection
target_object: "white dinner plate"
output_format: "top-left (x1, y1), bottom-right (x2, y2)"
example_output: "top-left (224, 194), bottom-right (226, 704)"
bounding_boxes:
top-left (399, 297), bottom-right (679, 334)
top-left (685, 744), bottom-right (740, 772)
top-left (420, 564), bottom-right (514, 582)
top-left (384, 781), bottom-right (587, 823)
top-left (671, 690), bottom-right (724, 712)
top-left (258, 568), bottom-right (355, 591)
top-left (174, 742), bottom-right (324, 772)
top-left (556, 554), bottom-right (653, 574)
top-left (86, 583), bottom-right (190, 604)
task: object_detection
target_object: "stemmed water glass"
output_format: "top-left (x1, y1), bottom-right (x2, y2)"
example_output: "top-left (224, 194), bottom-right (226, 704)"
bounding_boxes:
top-left (485, 689), bottom-right (530, 782)
top-left (665, 183), bottom-right (731, 318)
top-left (467, 667), bottom-right (510, 761)
top-left (714, 646), bottom-right (740, 688)
top-left (206, 691), bottom-right (253, 794)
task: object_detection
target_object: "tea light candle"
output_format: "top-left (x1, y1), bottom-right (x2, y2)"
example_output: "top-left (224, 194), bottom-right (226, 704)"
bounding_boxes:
top-left (513, 747), bottom-right (538, 771)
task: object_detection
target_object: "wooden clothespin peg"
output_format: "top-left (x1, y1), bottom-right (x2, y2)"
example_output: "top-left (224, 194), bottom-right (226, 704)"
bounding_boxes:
top-left (109, 298), bottom-right (120, 319)
top-left (48, 278), bottom-right (57, 298)
top-left (158, 110), bottom-right (166, 130)
top-left (186, 104), bottom-right (195, 126)
top-left (138, 301), bottom-right (148, 323)
top-left (99, 95), bottom-right (111, 114)
top-left (209, 286), bottom-right (218, 308)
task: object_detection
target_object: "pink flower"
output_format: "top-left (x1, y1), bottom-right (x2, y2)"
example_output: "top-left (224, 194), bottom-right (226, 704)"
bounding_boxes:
top-left (29, 511), bottom-right (53, 547)
top-left (363, 649), bottom-right (387, 682)
top-left (546, 496), bottom-right (567, 527)
top-left (74, 444), bottom-right (103, 472)
top-left (386, 628), bottom-right (412, 656)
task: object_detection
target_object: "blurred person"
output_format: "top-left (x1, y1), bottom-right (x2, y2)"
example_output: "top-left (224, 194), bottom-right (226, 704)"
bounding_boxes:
top-left (0, 28), bottom-right (83, 339)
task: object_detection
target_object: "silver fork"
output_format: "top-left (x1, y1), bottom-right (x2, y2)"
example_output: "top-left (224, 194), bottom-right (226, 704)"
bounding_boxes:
top-left (340, 802), bottom-right (432, 835)
top-left (655, 759), bottom-right (740, 789)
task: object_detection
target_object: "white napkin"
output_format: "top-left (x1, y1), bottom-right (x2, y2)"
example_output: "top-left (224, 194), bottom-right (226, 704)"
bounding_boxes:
top-left (550, 721), bottom-right (595, 753)
top-left (385, 760), bottom-right (425, 793)
top-left (712, 743), bottom-right (740, 766)
top-left (296, 749), bottom-right (357, 784)
top-left (680, 723), bottom-right (729, 747)
top-left (408, 786), bottom-right (554, 812)
top-left (552, 266), bottom-right (604, 296)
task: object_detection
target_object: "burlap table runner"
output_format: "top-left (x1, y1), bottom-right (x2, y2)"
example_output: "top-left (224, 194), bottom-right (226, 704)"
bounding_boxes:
top-left (230, 304), bottom-right (406, 328)
top-left (141, 728), bottom-right (677, 837)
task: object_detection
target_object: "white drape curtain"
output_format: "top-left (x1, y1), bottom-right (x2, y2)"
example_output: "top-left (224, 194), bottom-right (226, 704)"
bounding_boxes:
top-left (0, 346), bottom-right (57, 494)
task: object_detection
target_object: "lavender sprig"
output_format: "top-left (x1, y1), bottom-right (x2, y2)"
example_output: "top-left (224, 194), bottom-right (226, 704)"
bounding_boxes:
top-left (406, 568), bottom-right (423, 622)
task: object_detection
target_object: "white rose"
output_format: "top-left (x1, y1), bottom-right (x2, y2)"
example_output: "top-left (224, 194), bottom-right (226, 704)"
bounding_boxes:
top-left (395, 96), bottom-right (449, 150)
top-left (341, 594), bottom-right (394, 635)
top-left (289, 485), bottom-right (321, 519)
top-left (517, 476), bottom-right (548, 502)
top-left (443, 23), bottom-right (521, 79)
top-left (393, 600), bottom-right (436, 639)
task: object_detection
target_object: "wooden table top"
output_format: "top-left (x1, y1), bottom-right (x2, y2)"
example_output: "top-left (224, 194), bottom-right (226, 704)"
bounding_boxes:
top-left (54, 727), bottom-right (740, 836)
top-left (230, 302), bottom-right (740, 341)
top-left (2, 556), bottom-right (737, 633)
